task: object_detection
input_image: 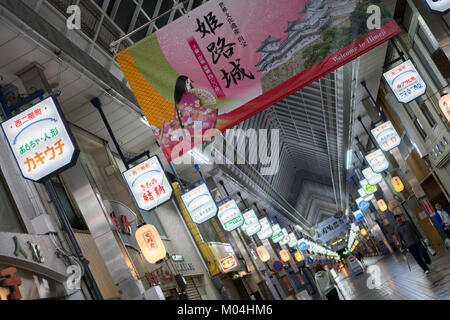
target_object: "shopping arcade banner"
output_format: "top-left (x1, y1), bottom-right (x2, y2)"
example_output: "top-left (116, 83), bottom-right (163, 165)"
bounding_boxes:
top-left (116, 0), bottom-right (401, 161)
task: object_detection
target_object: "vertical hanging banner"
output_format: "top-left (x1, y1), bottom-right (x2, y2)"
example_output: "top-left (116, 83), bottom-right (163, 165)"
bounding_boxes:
top-left (1, 96), bottom-right (79, 182)
top-left (383, 60), bottom-right (427, 104)
top-left (123, 155), bottom-right (173, 210)
top-left (371, 121), bottom-right (401, 151)
top-left (218, 199), bottom-right (244, 231)
top-left (116, 0), bottom-right (401, 161)
top-left (181, 183), bottom-right (218, 224)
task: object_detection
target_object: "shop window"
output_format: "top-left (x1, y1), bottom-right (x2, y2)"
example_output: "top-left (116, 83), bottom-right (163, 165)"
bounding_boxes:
top-left (0, 171), bottom-right (24, 233)
top-left (139, 209), bottom-right (167, 238)
top-left (418, 100), bottom-right (437, 129)
top-left (49, 176), bottom-right (88, 231)
top-left (413, 118), bottom-right (428, 140)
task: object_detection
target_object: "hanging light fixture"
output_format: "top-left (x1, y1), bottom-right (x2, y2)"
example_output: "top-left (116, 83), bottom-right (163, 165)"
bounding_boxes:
top-left (135, 224), bottom-right (166, 264)
top-left (257, 246), bottom-right (270, 262)
top-left (391, 176), bottom-right (404, 192)
top-left (280, 249), bottom-right (290, 262)
top-left (439, 92), bottom-right (450, 122)
top-left (360, 228), bottom-right (367, 236)
top-left (294, 251), bottom-right (303, 262)
top-left (377, 199), bottom-right (387, 212)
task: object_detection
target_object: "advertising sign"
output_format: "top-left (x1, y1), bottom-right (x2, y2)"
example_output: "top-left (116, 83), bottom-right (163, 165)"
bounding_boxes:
top-left (1, 96), bottom-right (78, 182)
top-left (123, 156), bottom-right (173, 211)
top-left (241, 209), bottom-right (261, 236)
top-left (218, 199), bottom-right (244, 231)
top-left (181, 184), bottom-right (218, 224)
top-left (257, 217), bottom-right (273, 240)
top-left (371, 121), bottom-right (401, 151)
top-left (353, 210), bottom-right (364, 221)
top-left (360, 179), bottom-right (377, 194)
top-left (383, 60), bottom-right (426, 104)
top-left (365, 149), bottom-right (389, 173)
top-left (271, 224), bottom-right (284, 243)
top-left (362, 167), bottom-right (383, 185)
top-left (279, 228), bottom-right (290, 245)
top-left (220, 255), bottom-right (237, 272)
top-left (298, 239), bottom-right (309, 250)
top-left (116, 0), bottom-right (401, 161)
top-left (355, 198), bottom-right (370, 211)
top-left (423, 0), bottom-right (450, 14)
top-left (287, 232), bottom-right (298, 248)
top-left (209, 242), bottom-right (239, 273)
top-left (312, 216), bottom-right (350, 244)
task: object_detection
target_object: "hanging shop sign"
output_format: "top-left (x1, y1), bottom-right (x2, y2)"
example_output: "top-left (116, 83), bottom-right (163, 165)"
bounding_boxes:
top-left (279, 249), bottom-right (290, 262)
top-left (298, 239), bottom-right (309, 251)
top-left (355, 197), bottom-right (370, 211)
top-left (365, 149), bottom-right (389, 173)
top-left (257, 245), bottom-right (270, 262)
top-left (219, 255), bottom-right (237, 272)
top-left (218, 199), bottom-right (244, 231)
top-left (241, 209), bottom-right (261, 236)
top-left (257, 217), bottom-right (273, 240)
top-left (362, 167), bottom-right (383, 185)
top-left (278, 228), bottom-right (290, 245)
top-left (377, 199), bottom-right (388, 212)
top-left (116, 0), bottom-right (401, 162)
top-left (423, 0), bottom-right (450, 14)
top-left (371, 121), bottom-right (401, 151)
top-left (135, 224), bottom-right (166, 264)
top-left (312, 216), bottom-right (350, 245)
top-left (294, 251), bottom-right (303, 262)
top-left (287, 232), bottom-right (297, 248)
top-left (209, 242), bottom-right (239, 273)
top-left (1, 96), bottom-right (79, 182)
top-left (383, 60), bottom-right (426, 104)
top-left (360, 179), bottom-right (377, 194)
top-left (353, 210), bottom-right (364, 221)
top-left (181, 183), bottom-right (218, 224)
top-left (123, 155), bottom-right (173, 211)
top-left (438, 93), bottom-right (450, 122)
top-left (271, 224), bottom-right (284, 243)
top-left (273, 260), bottom-right (284, 272)
top-left (391, 176), bottom-right (405, 192)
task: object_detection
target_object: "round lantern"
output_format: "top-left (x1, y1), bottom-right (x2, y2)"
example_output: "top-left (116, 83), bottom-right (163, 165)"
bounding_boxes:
top-left (280, 249), bottom-right (290, 262)
top-left (360, 228), bottom-right (367, 236)
top-left (391, 176), bottom-right (404, 192)
top-left (135, 224), bottom-right (166, 264)
top-left (294, 251), bottom-right (303, 262)
top-left (377, 199), bottom-right (387, 212)
top-left (257, 245), bottom-right (270, 262)
top-left (439, 92), bottom-right (450, 122)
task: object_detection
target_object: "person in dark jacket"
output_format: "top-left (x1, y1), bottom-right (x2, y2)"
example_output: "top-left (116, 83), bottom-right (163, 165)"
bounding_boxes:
top-left (434, 203), bottom-right (450, 238)
top-left (394, 214), bottom-right (431, 274)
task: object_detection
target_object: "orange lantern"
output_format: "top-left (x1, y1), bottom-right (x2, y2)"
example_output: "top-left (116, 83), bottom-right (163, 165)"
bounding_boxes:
top-left (377, 199), bottom-right (387, 212)
top-left (439, 93), bottom-right (450, 122)
top-left (280, 249), bottom-right (290, 262)
top-left (257, 246), bottom-right (270, 262)
top-left (360, 228), bottom-right (367, 236)
top-left (294, 251), bottom-right (303, 262)
top-left (135, 224), bottom-right (166, 264)
top-left (391, 176), bottom-right (404, 192)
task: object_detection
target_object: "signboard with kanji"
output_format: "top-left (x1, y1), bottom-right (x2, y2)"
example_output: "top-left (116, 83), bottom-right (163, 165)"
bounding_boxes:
top-left (360, 179), bottom-right (377, 194)
top-left (218, 199), bottom-right (244, 232)
top-left (362, 166), bottom-right (383, 185)
top-left (1, 96), bottom-right (79, 182)
top-left (220, 255), bottom-right (237, 272)
top-left (181, 183), bottom-right (218, 224)
top-left (287, 232), bottom-right (297, 248)
top-left (312, 216), bottom-right (350, 244)
top-left (271, 224), bottom-right (284, 243)
top-left (241, 209), bottom-right (261, 236)
top-left (383, 60), bottom-right (426, 104)
top-left (123, 155), bottom-right (173, 211)
top-left (365, 149), bottom-right (389, 173)
top-left (257, 217), bottom-right (272, 240)
top-left (279, 228), bottom-right (290, 245)
top-left (371, 121), bottom-right (401, 152)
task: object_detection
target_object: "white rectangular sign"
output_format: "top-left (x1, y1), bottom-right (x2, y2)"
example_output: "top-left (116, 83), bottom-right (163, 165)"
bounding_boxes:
top-left (241, 209), bottom-right (261, 236)
top-left (371, 121), bottom-right (401, 152)
top-left (312, 216), bottom-right (350, 245)
top-left (383, 60), bottom-right (426, 104)
top-left (287, 232), bottom-right (297, 248)
top-left (279, 228), bottom-right (290, 245)
top-left (362, 166), bottom-right (383, 185)
top-left (365, 149), bottom-right (389, 173)
top-left (257, 218), bottom-right (272, 240)
top-left (1, 96), bottom-right (78, 182)
top-left (271, 224), bottom-right (284, 243)
top-left (123, 156), bottom-right (173, 211)
top-left (181, 183), bottom-right (218, 224)
top-left (218, 200), bottom-right (244, 232)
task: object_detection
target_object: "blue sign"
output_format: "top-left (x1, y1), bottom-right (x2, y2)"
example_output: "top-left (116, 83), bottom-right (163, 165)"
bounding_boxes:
top-left (273, 260), bottom-right (284, 272)
top-left (307, 257), bottom-right (314, 265)
top-left (358, 200), bottom-right (369, 210)
top-left (298, 240), bottom-right (309, 250)
top-left (355, 212), bottom-right (364, 221)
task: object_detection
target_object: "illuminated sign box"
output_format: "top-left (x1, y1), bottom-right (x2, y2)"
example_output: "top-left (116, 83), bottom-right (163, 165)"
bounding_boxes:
top-left (355, 197), bottom-right (369, 211)
top-left (371, 121), bottom-right (401, 152)
top-left (241, 209), bottom-right (261, 236)
top-left (362, 166), bottom-right (383, 185)
top-left (271, 224), bottom-right (284, 243)
top-left (123, 155), bottom-right (173, 211)
top-left (278, 228), bottom-right (290, 245)
top-left (181, 183), bottom-right (218, 224)
top-left (360, 179), bottom-right (377, 194)
top-left (257, 218), bottom-right (272, 240)
top-left (287, 232), bottom-right (297, 248)
top-left (208, 242), bottom-right (239, 273)
top-left (1, 96), bottom-right (79, 182)
top-left (365, 149), bottom-right (389, 173)
top-left (353, 210), bottom-right (364, 221)
top-left (218, 199), bottom-right (244, 232)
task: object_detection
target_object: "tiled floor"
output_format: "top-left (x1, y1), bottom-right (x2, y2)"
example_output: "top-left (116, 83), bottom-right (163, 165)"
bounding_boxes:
top-left (334, 245), bottom-right (450, 300)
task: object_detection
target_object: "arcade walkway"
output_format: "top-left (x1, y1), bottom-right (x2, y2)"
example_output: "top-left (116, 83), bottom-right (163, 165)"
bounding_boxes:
top-left (335, 246), bottom-right (450, 300)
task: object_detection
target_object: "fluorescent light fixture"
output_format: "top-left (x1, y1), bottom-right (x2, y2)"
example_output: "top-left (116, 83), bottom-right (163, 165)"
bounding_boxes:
top-left (346, 149), bottom-right (353, 170)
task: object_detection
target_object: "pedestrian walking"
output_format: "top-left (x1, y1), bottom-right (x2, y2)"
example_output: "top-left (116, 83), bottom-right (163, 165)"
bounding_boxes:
top-left (434, 203), bottom-right (450, 238)
top-left (394, 214), bottom-right (432, 275)
top-left (355, 251), bottom-right (366, 269)
top-left (313, 264), bottom-right (340, 300)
